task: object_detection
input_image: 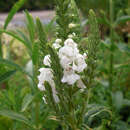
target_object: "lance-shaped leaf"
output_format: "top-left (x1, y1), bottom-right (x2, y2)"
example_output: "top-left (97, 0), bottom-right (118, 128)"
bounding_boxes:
top-left (0, 30), bottom-right (31, 49)
top-left (24, 10), bottom-right (35, 42)
top-left (21, 94), bottom-right (34, 112)
top-left (0, 38), bottom-right (2, 58)
top-left (0, 70), bottom-right (17, 83)
top-left (115, 16), bottom-right (130, 26)
top-left (0, 58), bottom-right (32, 79)
top-left (4, 0), bottom-right (26, 29)
top-left (36, 18), bottom-right (48, 65)
top-left (16, 29), bottom-right (32, 48)
top-left (32, 42), bottom-right (39, 65)
top-left (36, 18), bottom-right (47, 45)
top-left (0, 110), bottom-right (32, 127)
top-left (0, 30), bottom-right (32, 56)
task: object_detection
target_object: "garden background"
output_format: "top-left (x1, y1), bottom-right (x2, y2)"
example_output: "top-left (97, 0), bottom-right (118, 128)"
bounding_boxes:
top-left (0, 0), bottom-right (130, 130)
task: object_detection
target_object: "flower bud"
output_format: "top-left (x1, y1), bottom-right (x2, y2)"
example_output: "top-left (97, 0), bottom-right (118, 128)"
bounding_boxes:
top-left (68, 23), bottom-right (77, 28)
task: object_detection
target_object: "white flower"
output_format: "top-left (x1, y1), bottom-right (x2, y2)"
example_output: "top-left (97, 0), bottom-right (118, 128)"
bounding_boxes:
top-left (72, 33), bottom-right (76, 36)
top-left (64, 38), bottom-right (77, 48)
top-left (68, 32), bottom-right (76, 38)
top-left (55, 38), bottom-right (62, 44)
top-left (42, 96), bottom-right (47, 104)
top-left (61, 69), bottom-right (80, 85)
top-left (38, 68), bottom-right (53, 84)
top-left (58, 38), bottom-right (87, 85)
top-left (53, 42), bottom-right (61, 49)
top-left (73, 54), bottom-right (87, 72)
top-left (43, 55), bottom-right (51, 66)
top-left (68, 34), bottom-right (73, 38)
top-left (37, 68), bottom-right (60, 103)
top-left (59, 45), bottom-right (74, 58)
top-left (38, 83), bottom-right (45, 91)
top-left (60, 55), bottom-right (72, 69)
top-left (52, 38), bottom-right (62, 49)
top-left (83, 53), bottom-right (87, 59)
top-left (53, 93), bottom-right (60, 103)
top-left (51, 83), bottom-right (60, 103)
top-left (68, 23), bottom-right (77, 28)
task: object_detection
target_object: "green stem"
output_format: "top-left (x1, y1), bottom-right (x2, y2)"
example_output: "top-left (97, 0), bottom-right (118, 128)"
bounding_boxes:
top-left (0, 35), bottom-right (3, 58)
top-left (78, 88), bottom-right (91, 127)
top-left (62, 124), bottom-right (68, 130)
top-left (68, 87), bottom-right (78, 130)
top-left (86, 88), bottom-right (91, 106)
top-left (35, 101), bottom-right (39, 129)
top-left (109, 0), bottom-right (114, 91)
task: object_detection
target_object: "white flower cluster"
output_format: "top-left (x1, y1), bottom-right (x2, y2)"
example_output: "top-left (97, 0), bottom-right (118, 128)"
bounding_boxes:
top-left (37, 55), bottom-right (59, 103)
top-left (38, 38), bottom-right (87, 103)
top-left (58, 38), bottom-right (87, 85)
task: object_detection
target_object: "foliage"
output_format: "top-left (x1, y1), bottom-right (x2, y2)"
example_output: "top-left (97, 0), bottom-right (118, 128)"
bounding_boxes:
top-left (0, 0), bottom-right (55, 12)
top-left (0, 0), bottom-right (130, 130)
top-left (75, 0), bottom-right (128, 16)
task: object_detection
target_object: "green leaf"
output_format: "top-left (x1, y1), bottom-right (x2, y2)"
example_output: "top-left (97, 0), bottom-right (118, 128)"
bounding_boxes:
top-left (25, 60), bottom-right (33, 77)
top-left (0, 110), bottom-right (32, 127)
top-left (0, 38), bottom-right (2, 58)
top-left (98, 10), bottom-right (110, 26)
top-left (115, 16), bottom-right (130, 26)
top-left (0, 30), bottom-right (32, 53)
top-left (123, 99), bottom-right (130, 106)
top-left (0, 58), bottom-right (32, 79)
top-left (84, 104), bottom-right (111, 125)
top-left (0, 70), bottom-right (17, 83)
top-left (117, 43), bottom-right (130, 53)
top-left (32, 42), bottom-right (39, 65)
top-left (21, 94), bottom-right (34, 112)
top-left (0, 116), bottom-right (12, 130)
top-left (4, 0), bottom-right (26, 29)
top-left (0, 58), bottom-right (23, 70)
top-left (25, 60), bottom-right (35, 91)
top-left (36, 18), bottom-right (48, 64)
top-left (16, 29), bottom-right (32, 48)
top-left (45, 17), bottom-right (56, 34)
top-left (100, 40), bottom-right (110, 49)
top-left (36, 18), bottom-right (47, 44)
top-left (112, 91), bottom-right (123, 110)
top-left (24, 10), bottom-right (35, 42)
top-left (116, 121), bottom-right (128, 130)
top-left (114, 63), bottom-right (130, 69)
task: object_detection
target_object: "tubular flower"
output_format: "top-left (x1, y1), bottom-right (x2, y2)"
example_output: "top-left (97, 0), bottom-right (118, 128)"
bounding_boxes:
top-left (72, 54), bottom-right (87, 73)
top-left (58, 38), bottom-right (87, 85)
top-left (61, 69), bottom-right (80, 85)
top-left (38, 56), bottom-right (59, 103)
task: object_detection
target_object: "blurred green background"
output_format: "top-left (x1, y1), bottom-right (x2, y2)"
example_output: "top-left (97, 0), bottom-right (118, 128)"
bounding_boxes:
top-left (0, 0), bottom-right (130, 129)
top-left (0, 0), bottom-right (129, 14)
top-left (0, 0), bottom-right (55, 12)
